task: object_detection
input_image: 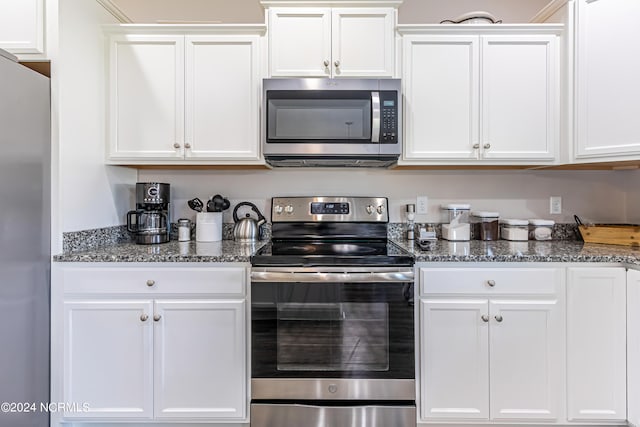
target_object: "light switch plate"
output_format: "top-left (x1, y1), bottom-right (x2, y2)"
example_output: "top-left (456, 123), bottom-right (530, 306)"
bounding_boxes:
top-left (417, 196), bottom-right (428, 214)
top-left (550, 196), bottom-right (562, 214)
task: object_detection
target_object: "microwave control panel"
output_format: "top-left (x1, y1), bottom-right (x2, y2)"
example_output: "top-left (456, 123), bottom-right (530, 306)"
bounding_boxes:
top-left (380, 92), bottom-right (398, 143)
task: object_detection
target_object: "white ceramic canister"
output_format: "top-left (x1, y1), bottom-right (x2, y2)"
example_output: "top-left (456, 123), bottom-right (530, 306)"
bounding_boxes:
top-left (196, 212), bottom-right (223, 242)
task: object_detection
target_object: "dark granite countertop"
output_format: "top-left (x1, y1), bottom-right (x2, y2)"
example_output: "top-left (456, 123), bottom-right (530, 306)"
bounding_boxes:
top-left (53, 240), bottom-right (268, 263)
top-left (53, 238), bottom-right (640, 266)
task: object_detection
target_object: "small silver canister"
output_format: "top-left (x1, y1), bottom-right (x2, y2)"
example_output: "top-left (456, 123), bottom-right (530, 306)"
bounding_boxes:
top-left (177, 218), bottom-right (191, 241)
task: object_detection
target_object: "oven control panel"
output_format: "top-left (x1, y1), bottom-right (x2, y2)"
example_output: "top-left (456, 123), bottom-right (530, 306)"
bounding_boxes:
top-left (272, 197), bottom-right (388, 223)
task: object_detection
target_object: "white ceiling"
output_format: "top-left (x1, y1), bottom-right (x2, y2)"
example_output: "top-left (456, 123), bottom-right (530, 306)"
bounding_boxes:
top-left (109, 0), bottom-right (552, 24)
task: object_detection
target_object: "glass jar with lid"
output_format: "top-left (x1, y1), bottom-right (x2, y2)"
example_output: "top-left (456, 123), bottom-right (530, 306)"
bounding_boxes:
top-left (500, 219), bottom-right (529, 241)
top-left (440, 204), bottom-right (471, 241)
top-left (471, 211), bottom-right (500, 241)
top-left (528, 219), bottom-right (555, 241)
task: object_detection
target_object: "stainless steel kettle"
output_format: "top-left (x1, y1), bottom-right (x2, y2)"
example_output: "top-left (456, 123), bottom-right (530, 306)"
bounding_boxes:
top-left (232, 202), bottom-right (266, 241)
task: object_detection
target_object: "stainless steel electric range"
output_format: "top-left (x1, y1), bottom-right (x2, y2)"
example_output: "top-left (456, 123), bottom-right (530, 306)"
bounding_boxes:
top-left (250, 197), bottom-right (416, 427)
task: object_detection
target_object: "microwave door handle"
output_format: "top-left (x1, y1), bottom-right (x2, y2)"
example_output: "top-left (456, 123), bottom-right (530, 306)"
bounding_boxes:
top-left (371, 91), bottom-right (380, 143)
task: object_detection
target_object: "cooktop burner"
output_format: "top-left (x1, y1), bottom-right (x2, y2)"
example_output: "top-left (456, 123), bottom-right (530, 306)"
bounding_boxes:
top-left (251, 239), bottom-right (414, 267)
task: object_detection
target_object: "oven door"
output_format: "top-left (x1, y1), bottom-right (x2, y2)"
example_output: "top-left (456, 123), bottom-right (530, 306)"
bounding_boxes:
top-left (251, 266), bottom-right (414, 401)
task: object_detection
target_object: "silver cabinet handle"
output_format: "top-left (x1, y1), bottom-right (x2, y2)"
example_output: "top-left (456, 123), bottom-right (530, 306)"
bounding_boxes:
top-left (495, 315), bottom-right (503, 322)
top-left (146, 279), bottom-right (155, 287)
top-left (473, 143), bottom-right (480, 149)
top-left (334, 60), bottom-right (340, 67)
top-left (140, 314), bottom-right (149, 322)
top-left (173, 143), bottom-right (181, 149)
top-left (484, 143), bottom-right (491, 149)
top-left (481, 315), bottom-right (489, 322)
top-left (153, 314), bottom-right (162, 322)
top-left (487, 280), bottom-right (496, 287)
top-left (184, 143), bottom-right (191, 149)
top-left (324, 60), bottom-right (330, 67)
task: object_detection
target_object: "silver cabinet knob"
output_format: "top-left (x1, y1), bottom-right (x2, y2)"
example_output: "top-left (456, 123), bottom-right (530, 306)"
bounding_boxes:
top-left (324, 60), bottom-right (330, 67)
top-left (473, 143), bottom-right (480, 149)
top-left (140, 314), bottom-right (149, 322)
top-left (173, 143), bottom-right (181, 149)
top-left (481, 315), bottom-right (489, 322)
top-left (495, 314), bottom-right (503, 322)
top-left (484, 143), bottom-right (491, 149)
top-left (146, 279), bottom-right (155, 287)
top-left (334, 60), bottom-right (340, 67)
top-left (153, 314), bottom-right (162, 322)
top-left (487, 279), bottom-right (496, 287)
top-left (184, 143), bottom-right (191, 149)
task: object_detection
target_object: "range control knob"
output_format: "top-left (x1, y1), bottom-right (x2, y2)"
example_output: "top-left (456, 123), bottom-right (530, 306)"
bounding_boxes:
top-left (284, 205), bottom-right (294, 214)
top-left (274, 205), bottom-right (284, 215)
top-left (366, 205), bottom-right (375, 215)
top-left (377, 205), bottom-right (385, 215)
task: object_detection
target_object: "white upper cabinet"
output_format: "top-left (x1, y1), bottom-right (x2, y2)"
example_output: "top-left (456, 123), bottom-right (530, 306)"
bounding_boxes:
top-left (106, 27), bottom-right (264, 164)
top-left (267, 7), bottom-right (395, 78)
top-left (400, 27), bottom-right (561, 165)
top-left (574, 0), bottom-right (640, 160)
top-left (0, 0), bottom-right (44, 57)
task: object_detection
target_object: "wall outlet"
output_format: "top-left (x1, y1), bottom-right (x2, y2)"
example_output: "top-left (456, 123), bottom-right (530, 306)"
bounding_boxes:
top-left (417, 196), bottom-right (429, 214)
top-left (550, 196), bottom-right (562, 214)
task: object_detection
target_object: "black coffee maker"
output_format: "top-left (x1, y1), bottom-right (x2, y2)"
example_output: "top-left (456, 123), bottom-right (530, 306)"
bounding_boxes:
top-left (127, 182), bottom-right (171, 244)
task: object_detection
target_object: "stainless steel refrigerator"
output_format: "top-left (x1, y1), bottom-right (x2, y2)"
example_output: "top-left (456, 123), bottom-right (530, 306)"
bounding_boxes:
top-left (0, 49), bottom-right (51, 426)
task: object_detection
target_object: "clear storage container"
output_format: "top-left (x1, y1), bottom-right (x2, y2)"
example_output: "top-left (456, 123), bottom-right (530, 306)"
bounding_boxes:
top-left (500, 219), bottom-right (529, 241)
top-left (441, 204), bottom-right (471, 241)
top-left (471, 211), bottom-right (500, 241)
top-left (528, 219), bottom-right (554, 241)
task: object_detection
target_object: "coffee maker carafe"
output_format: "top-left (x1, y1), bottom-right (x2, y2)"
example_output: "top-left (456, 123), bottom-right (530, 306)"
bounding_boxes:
top-left (127, 183), bottom-right (171, 244)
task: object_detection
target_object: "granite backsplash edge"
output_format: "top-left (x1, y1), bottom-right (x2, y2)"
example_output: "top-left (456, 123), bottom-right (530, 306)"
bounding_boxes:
top-left (62, 223), bottom-right (580, 254)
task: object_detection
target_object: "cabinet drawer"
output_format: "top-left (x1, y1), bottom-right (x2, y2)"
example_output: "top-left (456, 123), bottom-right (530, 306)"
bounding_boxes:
top-left (61, 265), bottom-right (246, 295)
top-left (420, 267), bottom-right (560, 296)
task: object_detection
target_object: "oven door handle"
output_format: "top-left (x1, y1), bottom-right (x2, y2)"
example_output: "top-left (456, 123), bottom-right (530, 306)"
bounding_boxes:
top-left (251, 269), bottom-right (414, 283)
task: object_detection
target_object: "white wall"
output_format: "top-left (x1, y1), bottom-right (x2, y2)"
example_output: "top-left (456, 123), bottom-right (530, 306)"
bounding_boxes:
top-left (54, 0), bottom-right (136, 248)
top-left (136, 168), bottom-right (634, 225)
top-left (109, 0), bottom-right (551, 24)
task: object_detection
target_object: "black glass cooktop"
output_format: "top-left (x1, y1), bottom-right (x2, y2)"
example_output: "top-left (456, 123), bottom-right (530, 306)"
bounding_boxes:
top-left (251, 239), bottom-right (414, 267)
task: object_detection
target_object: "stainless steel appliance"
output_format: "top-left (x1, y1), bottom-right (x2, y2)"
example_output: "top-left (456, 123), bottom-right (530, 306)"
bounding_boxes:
top-left (263, 79), bottom-right (402, 167)
top-left (0, 48), bottom-right (50, 427)
top-left (250, 197), bottom-right (416, 427)
top-left (126, 182), bottom-right (171, 244)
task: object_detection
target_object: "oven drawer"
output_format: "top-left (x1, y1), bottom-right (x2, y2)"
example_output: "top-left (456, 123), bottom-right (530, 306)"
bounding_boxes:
top-left (420, 267), bottom-right (562, 295)
top-left (251, 403), bottom-right (416, 427)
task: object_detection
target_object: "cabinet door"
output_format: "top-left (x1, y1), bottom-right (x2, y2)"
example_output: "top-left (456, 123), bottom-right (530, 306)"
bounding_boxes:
top-left (154, 299), bottom-right (246, 420)
top-left (269, 8), bottom-right (331, 77)
top-left (402, 35), bottom-right (480, 161)
top-left (628, 269), bottom-right (640, 427)
top-left (481, 35), bottom-right (558, 162)
top-left (420, 299), bottom-right (489, 420)
top-left (108, 35), bottom-right (185, 160)
top-left (567, 267), bottom-right (626, 421)
top-left (0, 0), bottom-right (43, 55)
top-left (63, 300), bottom-right (154, 419)
top-left (185, 35), bottom-right (261, 161)
top-left (575, 0), bottom-right (640, 159)
top-left (331, 8), bottom-right (394, 77)
top-left (489, 298), bottom-right (562, 421)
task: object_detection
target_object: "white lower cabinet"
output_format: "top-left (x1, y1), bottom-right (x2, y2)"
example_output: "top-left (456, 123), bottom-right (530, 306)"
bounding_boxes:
top-left (52, 263), bottom-right (248, 425)
top-left (419, 266), bottom-right (564, 422)
top-left (566, 267), bottom-right (627, 422)
top-left (628, 269), bottom-right (640, 427)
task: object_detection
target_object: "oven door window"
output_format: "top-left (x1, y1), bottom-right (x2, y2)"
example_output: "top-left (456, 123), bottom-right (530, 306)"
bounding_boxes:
top-left (252, 282), bottom-right (414, 379)
top-left (266, 91), bottom-right (372, 143)
top-left (276, 302), bottom-right (388, 371)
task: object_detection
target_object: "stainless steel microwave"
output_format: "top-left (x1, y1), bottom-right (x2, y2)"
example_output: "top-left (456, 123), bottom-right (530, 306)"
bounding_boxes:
top-left (262, 78), bottom-right (402, 167)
